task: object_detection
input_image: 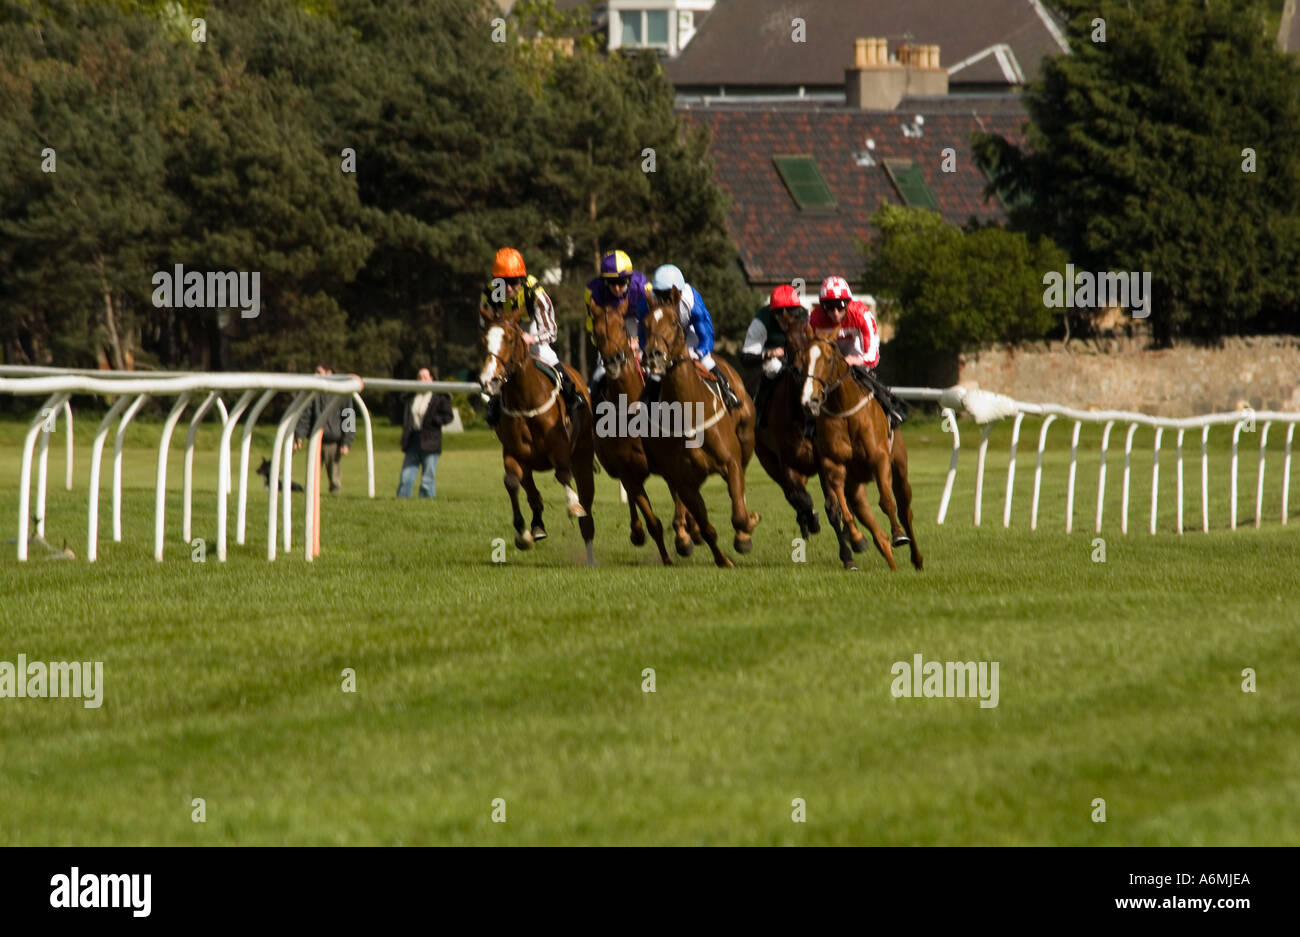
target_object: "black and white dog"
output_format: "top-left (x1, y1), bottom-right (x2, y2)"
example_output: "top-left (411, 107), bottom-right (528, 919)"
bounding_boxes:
top-left (256, 457), bottom-right (303, 492)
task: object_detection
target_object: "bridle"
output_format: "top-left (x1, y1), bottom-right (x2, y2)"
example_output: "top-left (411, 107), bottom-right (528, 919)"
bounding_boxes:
top-left (643, 307), bottom-right (689, 377)
top-left (804, 341), bottom-right (874, 418)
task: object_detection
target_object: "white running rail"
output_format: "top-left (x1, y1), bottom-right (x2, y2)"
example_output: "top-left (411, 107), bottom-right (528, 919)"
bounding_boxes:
top-left (891, 385), bottom-right (1300, 534)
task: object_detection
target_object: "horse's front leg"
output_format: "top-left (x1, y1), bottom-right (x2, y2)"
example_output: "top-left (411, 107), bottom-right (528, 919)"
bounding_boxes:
top-left (721, 459), bottom-right (759, 554)
top-left (504, 456), bottom-right (532, 549)
top-left (520, 467), bottom-right (546, 542)
top-left (818, 461), bottom-right (857, 570)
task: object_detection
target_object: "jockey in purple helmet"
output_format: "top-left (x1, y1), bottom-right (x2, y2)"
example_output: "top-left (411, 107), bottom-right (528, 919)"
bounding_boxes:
top-left (585, 249), bottom-right (648, 397)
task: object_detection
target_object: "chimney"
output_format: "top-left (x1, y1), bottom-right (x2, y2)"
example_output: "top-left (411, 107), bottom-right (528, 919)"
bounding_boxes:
top-left (846, 37), bottom-right (947, 110)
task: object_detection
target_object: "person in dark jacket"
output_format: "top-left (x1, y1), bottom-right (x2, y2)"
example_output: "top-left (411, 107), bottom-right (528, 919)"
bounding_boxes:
top-left (398, 367), bottom-right (455, 498)
top-left (293, 363), bottom-right (356, 494)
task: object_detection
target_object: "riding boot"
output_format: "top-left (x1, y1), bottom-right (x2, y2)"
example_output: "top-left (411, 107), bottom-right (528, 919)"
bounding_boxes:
top-left (485, 395), bottom-right (502, 428)
top-left (590, 374), bottom-right (606, 402)
top-left (710, 366), bottom-right (741, 409)
top-left (641, 377), bottom-right (662, 404)
top-left (559, 369), bottom-right (585, 414)
top-left (854, 366), bottom-right (908, 430)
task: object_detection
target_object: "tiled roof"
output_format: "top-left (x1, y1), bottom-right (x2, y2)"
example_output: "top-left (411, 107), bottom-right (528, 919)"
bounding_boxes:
top-left (666, 0), bottom-right (1068, 90)
top-left (679, 102), bottom-right (1029, 286)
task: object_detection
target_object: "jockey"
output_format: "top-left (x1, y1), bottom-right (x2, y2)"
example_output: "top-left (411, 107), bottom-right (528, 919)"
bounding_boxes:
top-left (808, 276), bottom-right (908, 429)
top-left (742, 284), bottom-right (806, 427)
top-left (585, 249), bottom-right (647, 398)
top-left (479, 247), bottom-right (584, 426)
top-left (636, 263), bottom-right (741, 409)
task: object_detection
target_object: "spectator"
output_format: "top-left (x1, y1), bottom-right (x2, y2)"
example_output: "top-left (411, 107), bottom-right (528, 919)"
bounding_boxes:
top-left (398, 367), bottom-right (454, 499)
top-left (294, 363), bottom-right (355, 494)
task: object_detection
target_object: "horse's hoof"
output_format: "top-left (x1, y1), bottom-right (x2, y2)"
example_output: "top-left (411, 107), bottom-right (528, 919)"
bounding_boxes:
top-left (675, 539), bottom-right (694, 557)
top-left (891, 534), bottom-right (911, 547)
top-left (733, 535), bottom-right (753, 554)
top-left (515, 531), bottom-right (534, 550)
top-left (531, 526), bottom-right (547, 542)
top-left (850, 537), bottom-right (868, 553)
top-left (715, 554), bottom-right (734, 569)
top-left (567, 503), bottom-right (587, 519)
top-left (806, 512), bottom-right (821, 535)
top-left (629, 526), bottom-right (647, 547)
top-left (749, 511), bottom-right (761, 529)
top-left (846, 563), bottom-right (859, 571)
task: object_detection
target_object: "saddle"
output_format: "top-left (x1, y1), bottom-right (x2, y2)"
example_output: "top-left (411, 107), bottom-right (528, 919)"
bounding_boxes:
top-left (532, 359), bottom-right (563, 388)
top-left (692, 361), bottom-right (726, 407)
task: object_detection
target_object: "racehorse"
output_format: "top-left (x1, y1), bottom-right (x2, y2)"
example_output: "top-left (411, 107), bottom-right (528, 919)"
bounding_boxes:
top-left (799, 335), bottom-right (922, 571)
top-left (588, 303), bottom-right (700, 564)
top-left (478, 309), bottom-right (597, 565)
top-left (751, 307), bottom-right (859, 545)
top-left (641, 287), bottom-right (759, 567)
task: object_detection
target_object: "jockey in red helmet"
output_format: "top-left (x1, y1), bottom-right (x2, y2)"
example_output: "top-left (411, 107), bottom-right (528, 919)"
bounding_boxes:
top-left (808, 276), bottom-right (907, 429)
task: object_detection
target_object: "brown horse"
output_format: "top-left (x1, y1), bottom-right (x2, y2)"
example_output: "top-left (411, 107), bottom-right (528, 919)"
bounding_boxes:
top-left (479, 311), bottom-right (596, 565)
top-left (799, 336), bottom-right (922, 571)
top-left (588, 303), bottom-right (698, 564)
top-left (750, 308), bottom-right (864, 545)
top-left (641, 287), bottom-right (759, 567)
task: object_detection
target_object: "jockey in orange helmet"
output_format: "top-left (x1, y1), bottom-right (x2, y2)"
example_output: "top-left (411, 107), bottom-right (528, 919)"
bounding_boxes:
top-left (479, 247), bottom-right (583, 425)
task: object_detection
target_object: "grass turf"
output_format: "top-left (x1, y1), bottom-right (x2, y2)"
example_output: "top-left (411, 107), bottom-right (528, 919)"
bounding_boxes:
top-left (0, 409), bottom-right (1297, 844)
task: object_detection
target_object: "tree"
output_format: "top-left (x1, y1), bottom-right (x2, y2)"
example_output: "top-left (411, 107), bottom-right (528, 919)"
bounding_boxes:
top-left (865, 203), bottom-right (1066, 382)
top-left (974, 0), bottom-right (1300, 344)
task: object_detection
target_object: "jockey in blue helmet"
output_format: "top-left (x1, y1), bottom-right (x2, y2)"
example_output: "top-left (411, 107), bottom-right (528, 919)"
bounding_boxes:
top-left (635, 264), bottom-right (740, 409)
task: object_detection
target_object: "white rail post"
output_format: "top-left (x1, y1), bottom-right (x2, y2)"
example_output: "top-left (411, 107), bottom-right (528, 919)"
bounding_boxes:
top-left (17, 392), bottom-right (69, 561)
top-left (1175, 429), bottom-right (1185, 535)
top-left (1030, 414), bottom-right (1056, 531)
top-left (973, 423), bottom-right (995, 526)
top-left (1284, 424), bottom-right (1295, 525)
top-left (936, 407), bottom-right (960, 525)
top-left (266, 392), bottom-right (313, 561)
top-left (1095, 420), bottom-right (1115, 533)
top-left (1065, 420), bottom-right (1081, 533)
top-left (236, 390), bottom-right (277, 545)
top-left (1230, 420), bottom-right (1245, 531)
top-left (216, 390), bottom-right (257, 562)
top-left (88, 396), bottom-right (135, 562)
top-left (352, 392), bottom-right (375, 499)
top-left (153, 393), bottom-right (192, 561)
top-left (1003, 412), bottom-right (1025, 528)
top-left (1255, 422), bottom-right (1271, 529)
top-left (183, 391), bottom-right (219, 544)
top-left (112, 394), bottom-right (150, 542)
top-left (304, 395), bottom-right (347, 562)
top-left (34, 403), bottom-right (56, 538)
top-left (1149, 427), bottom-right (1163, 535)
top-left (63, 400), bottom-right (75, 490)
top-left (214, 397), bottom-right (232, 493)
top-left (1120, 422), bottom-right (1138, 535)
top-left (1200, 425), bottom-right (1211, 533)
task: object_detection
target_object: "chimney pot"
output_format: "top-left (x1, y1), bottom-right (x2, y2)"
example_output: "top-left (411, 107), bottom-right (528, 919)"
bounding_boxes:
top-left (855, 38), bottom-right (870, 68)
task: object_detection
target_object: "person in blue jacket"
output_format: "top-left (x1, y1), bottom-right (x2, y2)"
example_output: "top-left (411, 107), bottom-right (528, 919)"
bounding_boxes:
top-left (636, 264), bottom-right (740, 409)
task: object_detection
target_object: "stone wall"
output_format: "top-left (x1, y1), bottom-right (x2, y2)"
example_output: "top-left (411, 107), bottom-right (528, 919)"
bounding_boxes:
top-left (954, 336), bottom-right (1300, 416)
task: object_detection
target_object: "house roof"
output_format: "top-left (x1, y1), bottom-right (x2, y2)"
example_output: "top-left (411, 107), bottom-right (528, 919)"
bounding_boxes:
top-left (679, 100), bottom-right (1028, 286)
top-left (666, 0), bottom-right (1068, 90)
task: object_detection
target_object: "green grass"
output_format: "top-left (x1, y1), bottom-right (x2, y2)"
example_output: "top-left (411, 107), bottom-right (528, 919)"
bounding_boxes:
top-left (1, 411), bottom-right (1297, 844)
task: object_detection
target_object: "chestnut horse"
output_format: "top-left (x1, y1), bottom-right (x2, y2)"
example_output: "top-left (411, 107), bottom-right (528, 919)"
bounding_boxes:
top-left (799, 336), bottom-right (922, 571)
top-left (588, 303), bottom-right (700, 564)
top-left (479, 311), bottom-right (596, 565)
top-left (641, 287), bottom-right (759, 567)
top-left (751, 308), bottom-right (860, 546)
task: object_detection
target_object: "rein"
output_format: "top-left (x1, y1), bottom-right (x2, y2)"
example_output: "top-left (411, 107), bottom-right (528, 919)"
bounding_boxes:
top-left (488, 329), bottom-right (562, 420)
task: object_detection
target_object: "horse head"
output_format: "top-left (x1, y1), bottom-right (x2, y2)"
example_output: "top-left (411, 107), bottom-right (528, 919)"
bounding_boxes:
top-left (800, 336), bottom-right (847, 418)
top-left (478, 317), bottom-right (528, 397)
top-left (642, 285), bottom-right (686, 380)
top-left (590, 302), bottom-right (635, 382)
